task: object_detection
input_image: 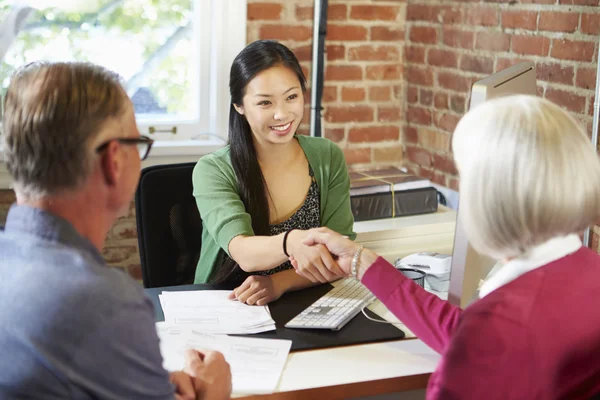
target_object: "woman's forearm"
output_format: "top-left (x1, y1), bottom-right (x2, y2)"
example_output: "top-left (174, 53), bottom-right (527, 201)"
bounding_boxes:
top-left (270, 268), bottom-right (319, 294)
top-left (228, 233), bottom-right (288, 272)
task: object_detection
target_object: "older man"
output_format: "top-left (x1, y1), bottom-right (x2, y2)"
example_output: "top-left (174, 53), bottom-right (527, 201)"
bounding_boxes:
top-left (0, 62), bottom-right (231, 399)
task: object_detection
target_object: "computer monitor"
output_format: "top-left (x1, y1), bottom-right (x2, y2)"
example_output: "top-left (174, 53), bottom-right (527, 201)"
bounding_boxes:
top-left (447, 62), bottom-right (537, 308)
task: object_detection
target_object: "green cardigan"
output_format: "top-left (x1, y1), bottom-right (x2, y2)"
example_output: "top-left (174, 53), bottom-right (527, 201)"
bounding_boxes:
top-left (192, 135), bottom-right (356, 283)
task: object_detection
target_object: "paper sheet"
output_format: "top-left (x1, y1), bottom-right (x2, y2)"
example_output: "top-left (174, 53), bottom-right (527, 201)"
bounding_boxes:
top-left (156, 323), bottom-right (291, 394)
top-left (159, 290), bottom-right (275, 334)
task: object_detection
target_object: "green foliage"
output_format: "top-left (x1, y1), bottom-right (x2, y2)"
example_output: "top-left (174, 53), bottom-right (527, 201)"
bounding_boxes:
top-left (0, 0), bottom-right (194, 116)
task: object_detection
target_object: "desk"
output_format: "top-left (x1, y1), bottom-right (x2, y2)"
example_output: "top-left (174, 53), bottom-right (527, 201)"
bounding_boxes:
top-left (150, 209), bottom-right (455, 398)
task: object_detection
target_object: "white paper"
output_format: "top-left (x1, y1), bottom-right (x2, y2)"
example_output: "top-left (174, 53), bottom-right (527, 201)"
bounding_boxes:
top-left (156, 323), bottom-right (291, 394)
top-left (159, 290), bottom-right (276, 334)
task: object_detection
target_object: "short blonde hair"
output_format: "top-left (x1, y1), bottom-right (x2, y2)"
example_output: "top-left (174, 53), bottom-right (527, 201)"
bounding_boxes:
top-left (452, 95), bottom-right (600, 259)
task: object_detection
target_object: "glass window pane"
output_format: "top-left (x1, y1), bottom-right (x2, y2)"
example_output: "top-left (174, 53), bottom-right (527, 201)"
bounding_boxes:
top-left (0, 0), bottom-right (196, 121)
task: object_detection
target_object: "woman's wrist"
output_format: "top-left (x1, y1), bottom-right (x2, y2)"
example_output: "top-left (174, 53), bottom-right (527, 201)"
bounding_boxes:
top-left (283, 229), bottom-right (306, 257)
top-left (356, 248), bottom-right (378, 280)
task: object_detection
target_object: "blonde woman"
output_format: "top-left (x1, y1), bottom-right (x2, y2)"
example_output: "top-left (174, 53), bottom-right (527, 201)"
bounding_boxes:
top-left (292, 95), bottom-right (600, 399)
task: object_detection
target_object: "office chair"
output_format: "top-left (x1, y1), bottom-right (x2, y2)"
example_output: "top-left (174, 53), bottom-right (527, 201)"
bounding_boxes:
top-left (135, 162), bottom-right (201, 288)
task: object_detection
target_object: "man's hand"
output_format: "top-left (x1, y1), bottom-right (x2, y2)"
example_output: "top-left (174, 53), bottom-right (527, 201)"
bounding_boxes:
top-left (169, 371), bottom-right (195, 400)
top-left (185, 349), bottom-right (232, 400)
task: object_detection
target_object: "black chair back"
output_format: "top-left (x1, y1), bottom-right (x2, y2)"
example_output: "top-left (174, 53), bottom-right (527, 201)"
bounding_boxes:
top-left (135, 162), bottom-right (201, 288)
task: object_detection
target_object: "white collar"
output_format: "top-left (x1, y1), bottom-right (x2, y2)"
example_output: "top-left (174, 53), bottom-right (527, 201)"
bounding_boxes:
top-left (478, 234), bottom-right (582, 298)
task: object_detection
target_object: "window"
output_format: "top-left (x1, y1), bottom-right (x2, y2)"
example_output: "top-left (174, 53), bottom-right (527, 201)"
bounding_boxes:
top-left (0, 0), bottom-right (246, 146)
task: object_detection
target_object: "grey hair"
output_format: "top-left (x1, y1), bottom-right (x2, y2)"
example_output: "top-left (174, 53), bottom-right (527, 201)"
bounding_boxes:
top-left (452, 95), bottom-right (600, 259)
top-left (2, 61), bottom-right (128, 199)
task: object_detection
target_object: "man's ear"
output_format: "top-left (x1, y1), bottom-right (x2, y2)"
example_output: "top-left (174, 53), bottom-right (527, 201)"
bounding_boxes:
top-left (233, 103), bottom-right (245, 115)
top-left (99, 141), bottom-right (120, 186)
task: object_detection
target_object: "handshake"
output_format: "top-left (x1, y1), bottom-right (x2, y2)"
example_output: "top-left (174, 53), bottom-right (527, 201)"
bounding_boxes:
top-left (287, 227), bottom-right (377, 283)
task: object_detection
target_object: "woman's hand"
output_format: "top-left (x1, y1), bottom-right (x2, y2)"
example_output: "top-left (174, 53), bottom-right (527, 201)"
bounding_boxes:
top-left (286, 229), bottom-right (346, 283)
top-left (292, 227), bottom-right (378, 279)
top-left (228, 275), bottom-right (283, 306)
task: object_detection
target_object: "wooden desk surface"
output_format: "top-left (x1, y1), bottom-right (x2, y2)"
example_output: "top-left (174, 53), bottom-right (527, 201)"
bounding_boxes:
top-left (236, 339), bottom-right (439, 399)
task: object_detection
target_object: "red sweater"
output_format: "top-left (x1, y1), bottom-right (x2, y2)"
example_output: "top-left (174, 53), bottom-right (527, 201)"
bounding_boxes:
top-left (362, 248), bottom-right (600, 399)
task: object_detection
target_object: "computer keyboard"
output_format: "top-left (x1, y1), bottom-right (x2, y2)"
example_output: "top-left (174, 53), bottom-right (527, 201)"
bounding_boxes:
top-left (285, 278), bottom-right (375, 331)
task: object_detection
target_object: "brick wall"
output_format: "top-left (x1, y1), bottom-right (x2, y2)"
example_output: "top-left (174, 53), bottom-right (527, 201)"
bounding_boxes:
top-left (248, 0), bottom-right (406, 167)
top-left (2, 1), bottom-right (600, 274)
top-left (403, 0), bottom-right (599, 191)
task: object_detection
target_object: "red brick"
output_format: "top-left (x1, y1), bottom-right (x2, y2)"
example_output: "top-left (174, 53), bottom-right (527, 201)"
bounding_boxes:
top-left (348, 126), bottom-right (400, 142)
top-left (341, 87), bottom-right (366, 102)
top-left (406, 146), bottom-right (433, 168)
top-left (520, 0), bottom-right (555, 3)
top-left (248, 3), bottom-right (283, 21)
top-left (407, 66), bottom-right (434, 86)
top-left (348, 45), bottom-right (400, 61)
top-left (450, 95), bottom-right (466, 114)
top-left (497, 57), bottom-right (529, 71)
top-left (431, 172), bottom-right (447, 187)
top-left (576, 67), bottom-right (597, 90)
top-left (378, 106), bottom-right (403, 122)
top-left (366, 64), bottom-right (403, 80)
top-left (419, 167), bottom-right (434, 180)
top-left (372, 27), bottom-right (404, 41)
top-left (465, 6), bottom-right (499, 27)
top-left (350, 5), bottom-right (400, 21)
top-left (406, 4), bottom-right (437, 21)
top-left (392, 85), bottom-right (403, 101)
top-left (433, 154), bottom-right (458, 175)
top-left (127, 264), bottom-right (142, 280)
top-left (443, 28), bottom-right (474, 49)
top-left (407, 5), bottom-right (461, 24)
top-left (581, 13), bottom-right (600, 35)
top-left (374, 146), bottom-right (403, 164)
top-left (476, 32), bottom-right (511, 51)
top-left (407, 106), bottom-right (432, 125)
top-left (407, 85), bottom-right (419, 104)
top-left (448, 178), bottom-right (459, 191)
top-left (512, 35), bottom-right (550, 56)
top-left (296, 6), bottom-right (313, 21)
top-left (501, 10), bottom-right (538, 30)
top-left (536, 62), bottom-right (575, 85)
top-left (539, 12), bottom-right (580, 33)
top-left (293, 44), bottom-right (312, 62)
top-left (327, 24), bottom-right (368, 41)
top-left (325, 106), bottom-right (374, 123)
top-left (435, 93), bottom-right (449, 110)
top-left (545, 88), bottom-right (587, 113)
top-left (404, 126), bottom-right (419, 144)
top-left (441, 7), bottom-right (462, 24)
top-left (436, 113), bottom-right (461, 133)
top-left (344, 148), bottom-right (371, 164)
top-left (329, 4), bottom-right (348, 20)
top-left (325, 65), bottom-right (362, 81)
top-left (406, 46), bottom-right (426, 64)
top-left (559, 0), bottom-right (599, 5)
top-left (325, 128), bottom-right (345, 143)
top-left (438, 72), bottom-right (471, 92)
top-left (259, 25), bottom-right (312, 41)
top-left (410, 26), bottom-right (438, 45)
top-left (460, 54), bottom-right (494, 74)
top-left (369, 86), bottom-right (391, 102)
top-left (551, 39), bottom-right (596, 62)
top-left (322, 86), bottom-right (337, 103)
top-left (326, 45), bottom-right (345, 61)
top-left (428, 49), bottom-right (459, 68)
top-left (420, 89), bottom-right (433, 106)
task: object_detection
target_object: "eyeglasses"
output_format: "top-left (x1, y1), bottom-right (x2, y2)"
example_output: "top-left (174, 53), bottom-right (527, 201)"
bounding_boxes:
top-left (95, 135), bottom-right (154, 161)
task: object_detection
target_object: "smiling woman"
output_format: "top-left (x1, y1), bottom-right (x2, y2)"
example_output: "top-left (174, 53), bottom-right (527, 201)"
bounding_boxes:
top-left (192, 40), bottom-right (356, 306)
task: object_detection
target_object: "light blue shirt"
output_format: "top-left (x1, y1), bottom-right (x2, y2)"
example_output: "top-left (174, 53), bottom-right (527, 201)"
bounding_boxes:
top-left (0, 205), bottom-right (175, 399)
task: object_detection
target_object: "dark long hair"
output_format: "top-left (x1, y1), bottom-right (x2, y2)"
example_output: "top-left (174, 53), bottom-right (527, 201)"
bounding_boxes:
top-left (214, 40), bottom-right (307, 283)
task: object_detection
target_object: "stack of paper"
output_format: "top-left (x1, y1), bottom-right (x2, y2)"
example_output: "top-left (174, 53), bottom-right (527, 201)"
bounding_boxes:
top-left (157, 323), bottom-right (292, 394)
top-left (159, 290), bottom-right (276, 334)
